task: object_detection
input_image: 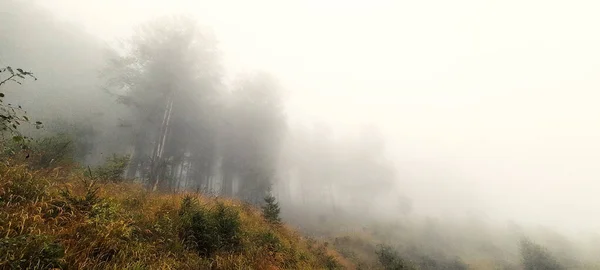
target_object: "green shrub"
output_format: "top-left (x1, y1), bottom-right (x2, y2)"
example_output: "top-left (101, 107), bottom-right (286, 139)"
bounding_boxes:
top-left (520, 238), bottom-right (564, 270)
top-left (88, 154), bottom-right (130, 182)
top-left (0, 134), bottom-right (75, 168)
top-left (376, 245), bottom-right (413, 270)
top-left (28, 134), bottom-right (75, 169)
top-left (45, 119), bottom-right (97, 162)
top-left (60, 179), bottom-right (102, 214)
top-left (0, 65), bottom-right (40, 152)
top-left (258, 231), bottom-right (283, 253)
top-left (179, 197), bottom-right (242, 256)
top-left (0, 138), bottom-right (26, 160)
top-left (0, 234), bottom-right (65, 269)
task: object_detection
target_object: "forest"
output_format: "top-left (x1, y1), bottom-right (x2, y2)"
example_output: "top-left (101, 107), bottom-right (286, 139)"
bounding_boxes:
top-left (2, 0), bottom-right (600, 269)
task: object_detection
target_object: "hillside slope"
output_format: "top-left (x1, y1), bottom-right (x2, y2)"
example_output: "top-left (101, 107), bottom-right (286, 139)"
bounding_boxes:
top-left (0, 161), bottom-right (351, 269)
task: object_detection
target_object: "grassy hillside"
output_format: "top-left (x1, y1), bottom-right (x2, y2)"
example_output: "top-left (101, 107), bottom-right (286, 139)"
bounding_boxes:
top-left (1, 139), bottom-right (592, 270)
top-left (0, 160), bottom-right (351, 269)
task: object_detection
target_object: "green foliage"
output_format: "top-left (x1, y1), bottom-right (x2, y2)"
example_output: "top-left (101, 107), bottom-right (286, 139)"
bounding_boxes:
top-left (45, 119), bottom-right (97, 162)
top-left (179, 196), bottom-right (242, 256)
top-left (88, 154), bottom-right (131, 182)
top-left (0, 134), bottom-right (77, 169)
top-left (0, 234), bottom-right (65, 269)
top-left (28, 134), bottom-right (75, 168)
top-left (0, 66), bottom-right (37, 87)
top-left (262, 193), bottom-right (281, 225)
top-left (376, 245), bottom-right (413, 270)
top-left (60, 179), bottom-right (102, 214)
top-left (520, 238), bottom-right (564, 270)
top-left (0, 65), bottom-right (41, 149)
top-left (257, 231), bottom-right (283, 252)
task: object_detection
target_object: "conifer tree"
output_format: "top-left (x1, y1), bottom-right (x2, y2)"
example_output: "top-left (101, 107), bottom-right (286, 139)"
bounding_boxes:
top-left (262, 194), bottom-right (281, 225)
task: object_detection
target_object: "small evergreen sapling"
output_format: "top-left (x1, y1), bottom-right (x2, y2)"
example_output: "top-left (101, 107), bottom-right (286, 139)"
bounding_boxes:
top-left (262, 194), bottom-right (281, 225)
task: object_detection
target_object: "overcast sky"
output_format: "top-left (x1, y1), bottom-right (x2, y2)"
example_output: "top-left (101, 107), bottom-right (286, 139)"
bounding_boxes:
top-left (37, 0), bottom-right (600, 233)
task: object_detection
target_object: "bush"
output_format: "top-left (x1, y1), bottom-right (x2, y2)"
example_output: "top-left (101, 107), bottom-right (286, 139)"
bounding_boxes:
top-left (59, 179), bottom-right (102, 214)
top-left (520, 238), bottom-right (564, 270)
top-left (262, 194), bottom-right (281, 225)
top-left (376, 245), bottom-right (413, 270)
top-left (28, 135), bottom-right (75, 169)
top-left (258, 231), bottom-right (283, 253)
top-left (45, 119), bottom-right (97, 162)
top-left (88, 154), bottom-right (130, 182)
top-left (0, 65), bottom-right (40, 151)
top-left (0, 234), bottom-right (65, 269)
top-left (0, 134), bottom-right (75, 168)
top-left (179, 196), bottom-right (242, 256)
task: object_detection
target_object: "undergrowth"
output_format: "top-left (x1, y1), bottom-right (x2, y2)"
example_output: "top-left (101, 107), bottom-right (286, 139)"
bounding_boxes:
top-left (0, 160), bottom-right (348, 269)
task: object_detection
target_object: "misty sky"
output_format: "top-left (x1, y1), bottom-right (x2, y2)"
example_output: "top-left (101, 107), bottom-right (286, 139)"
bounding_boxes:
top-left (37, 0), bottom-right (600, 232)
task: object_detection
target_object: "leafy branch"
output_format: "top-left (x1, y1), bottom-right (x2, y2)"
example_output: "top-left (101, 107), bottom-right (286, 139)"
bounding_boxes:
top-left (0, 66), bottom-right (37, 87)
top-left (0, 65), bottom-right (42, 148)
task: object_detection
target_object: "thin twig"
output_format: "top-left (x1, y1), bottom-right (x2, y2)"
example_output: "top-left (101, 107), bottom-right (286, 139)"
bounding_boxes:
top-left (0, 74), bottom-right (16, 87)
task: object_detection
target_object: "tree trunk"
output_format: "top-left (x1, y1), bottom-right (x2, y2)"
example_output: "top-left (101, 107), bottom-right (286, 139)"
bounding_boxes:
top-left (222, 167), bottom-right (233, 197)
top-left (152, 95), bottom-right (174, 191)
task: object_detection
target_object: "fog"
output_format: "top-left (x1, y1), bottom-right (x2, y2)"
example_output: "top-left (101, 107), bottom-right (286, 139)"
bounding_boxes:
top-left (4, 0), bottom-right (600, 267)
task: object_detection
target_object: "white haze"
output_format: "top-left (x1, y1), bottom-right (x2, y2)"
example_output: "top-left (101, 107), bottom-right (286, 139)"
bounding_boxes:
top-left (37, 0), bottom-right (600, 233)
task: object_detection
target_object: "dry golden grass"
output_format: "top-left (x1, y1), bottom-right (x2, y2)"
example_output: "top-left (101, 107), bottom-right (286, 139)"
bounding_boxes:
top-left (0, 161), bottom-right (350, 270)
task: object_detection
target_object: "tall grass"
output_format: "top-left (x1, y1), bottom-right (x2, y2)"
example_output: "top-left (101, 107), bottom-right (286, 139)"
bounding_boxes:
top-left (0, 160), bottom-right (348, 269)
